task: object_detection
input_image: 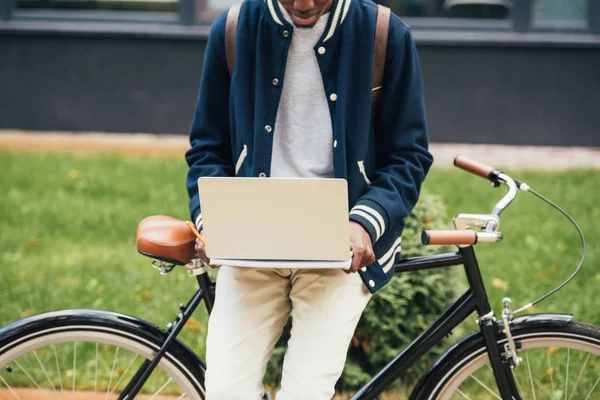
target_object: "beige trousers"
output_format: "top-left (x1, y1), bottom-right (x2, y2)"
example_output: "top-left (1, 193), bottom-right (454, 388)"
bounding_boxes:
top-left (204, 266), bottom-right (372, 400)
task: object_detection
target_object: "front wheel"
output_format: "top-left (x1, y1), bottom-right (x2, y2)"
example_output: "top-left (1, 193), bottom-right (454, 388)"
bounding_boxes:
top-left (0, 310), bottom-right (206, 399)
top-left (413, 319), bottom-right (600, 400)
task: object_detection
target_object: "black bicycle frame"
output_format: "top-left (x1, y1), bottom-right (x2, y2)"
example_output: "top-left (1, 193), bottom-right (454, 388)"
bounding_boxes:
top-left (351, 246), bottom-right (520, 400)
top-left (117, 271), bottom-right (215, 400)
top-left (119, 246), bottom-right (521, 400)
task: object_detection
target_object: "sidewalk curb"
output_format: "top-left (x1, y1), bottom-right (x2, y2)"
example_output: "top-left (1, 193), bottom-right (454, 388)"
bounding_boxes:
top-left (2, 130), bottom-right (599, 170)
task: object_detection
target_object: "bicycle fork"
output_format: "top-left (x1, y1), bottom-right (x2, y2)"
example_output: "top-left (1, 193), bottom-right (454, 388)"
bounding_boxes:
top-left (478, 314), bottom-right (522, 400)
top-left (463, 246), bottom-right (522, 400)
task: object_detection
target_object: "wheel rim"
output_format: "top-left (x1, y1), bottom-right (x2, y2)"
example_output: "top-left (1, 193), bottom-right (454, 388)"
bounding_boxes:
top-left (0, 327), bottom-right (204, 400)
top-left (435, 332), bottom-right (600, 400)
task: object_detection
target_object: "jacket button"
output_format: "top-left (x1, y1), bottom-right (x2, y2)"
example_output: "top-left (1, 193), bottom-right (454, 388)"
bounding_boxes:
top-left (283, 30), bottom-right (289, 37)
top-left (361, 266), bottom-right (367, 272)
top-left (265, 125), bottom-right (272, 133)
top-left (259, 172), bottom-right (266, 178)
top-left (329, 93), bottom-right (337, 101)
top-left (317, 46), bottom-right (326, 55)
top-left (368, 279), bottom-right (375, 288)
top-left (333, 140), bottom-right (337, 148)
top-left (272, 78), bottom-right (279, 86)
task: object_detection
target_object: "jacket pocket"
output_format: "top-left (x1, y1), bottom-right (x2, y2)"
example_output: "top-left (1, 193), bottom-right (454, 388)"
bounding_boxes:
top-left (357, 160), bottom-right (371, 184)
top-left (235, 144), bottom-right (248, 175)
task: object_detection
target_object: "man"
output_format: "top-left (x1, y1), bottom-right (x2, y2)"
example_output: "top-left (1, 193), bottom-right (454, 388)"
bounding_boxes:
top-left (185, 0), bottom-right (433, 396)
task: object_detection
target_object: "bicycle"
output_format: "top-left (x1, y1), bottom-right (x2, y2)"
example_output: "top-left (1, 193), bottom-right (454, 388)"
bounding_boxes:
top-left (0, 155), bottom-right (598, 400)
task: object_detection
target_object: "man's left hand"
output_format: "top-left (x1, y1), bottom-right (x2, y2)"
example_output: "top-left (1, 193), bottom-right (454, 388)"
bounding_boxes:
top-left (348, 221), bottom-right (375, 273)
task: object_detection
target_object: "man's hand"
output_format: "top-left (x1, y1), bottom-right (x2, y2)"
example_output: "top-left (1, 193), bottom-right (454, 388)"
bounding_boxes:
top-left (194, 238), bottom-right (210, 264)
top-left (348, 221), bottom-right (375, 273)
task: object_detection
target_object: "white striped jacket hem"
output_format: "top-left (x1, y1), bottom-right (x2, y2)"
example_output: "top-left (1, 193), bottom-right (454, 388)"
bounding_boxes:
top-left (379, 236), bottom-right (402, 273)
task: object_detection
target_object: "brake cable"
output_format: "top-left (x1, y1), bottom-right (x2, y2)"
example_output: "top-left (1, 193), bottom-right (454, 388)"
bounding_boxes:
top-left (511, 182), bottom-right (587, 315)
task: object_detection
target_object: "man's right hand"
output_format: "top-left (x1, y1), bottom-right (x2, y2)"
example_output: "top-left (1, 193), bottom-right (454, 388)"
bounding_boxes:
top-left (194, 238), bottom-right (210, 264)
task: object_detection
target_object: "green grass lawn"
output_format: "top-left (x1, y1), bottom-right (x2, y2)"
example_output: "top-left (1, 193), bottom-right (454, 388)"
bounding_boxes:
top-left (0, 150), bottom-right (598, 396)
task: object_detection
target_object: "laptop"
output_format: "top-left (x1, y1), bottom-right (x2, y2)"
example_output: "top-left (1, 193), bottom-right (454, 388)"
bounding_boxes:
top-left (197, 177), bottom-right (352, 269)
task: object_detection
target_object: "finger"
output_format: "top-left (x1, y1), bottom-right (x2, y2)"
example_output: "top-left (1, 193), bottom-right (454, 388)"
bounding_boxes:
top-left (350, 248), bottom-right (364, 272)
top-left (365, 248), bottom-right (376, 266)
top-left (355, 249), bottom-right (374, 272)
top-left (194, 238), bottom-right (203, 254)
top-left (194, 239), bottom-right (210, 263)
top-left (200, 250), bottom-right (210, 264)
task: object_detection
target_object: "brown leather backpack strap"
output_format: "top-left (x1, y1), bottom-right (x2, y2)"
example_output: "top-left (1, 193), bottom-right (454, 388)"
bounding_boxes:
top-left (372, 4), bottom-right (390, 89)
top-left (225, 3), bottom-right (243, 76)
top-left (371, 4), bottom-right (390, 117)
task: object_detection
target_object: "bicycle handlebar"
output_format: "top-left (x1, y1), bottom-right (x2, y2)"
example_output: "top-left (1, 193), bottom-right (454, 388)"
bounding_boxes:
top-left (422, 155), bottom-right (519, 246)
top-left (454, 155), bottom-right (498, 181)
top-left (453, 155), bottom-right (518, 217)
top-left (421, 230), bottom-right (478, 246)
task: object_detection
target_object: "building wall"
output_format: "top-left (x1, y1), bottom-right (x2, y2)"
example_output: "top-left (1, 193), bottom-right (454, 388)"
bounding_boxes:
top-left (1, 30), bottom-right (599, 146)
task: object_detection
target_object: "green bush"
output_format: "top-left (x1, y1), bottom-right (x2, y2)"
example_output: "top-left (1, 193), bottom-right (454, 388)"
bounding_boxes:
top-left (264, 192), bottom-right (464, 391)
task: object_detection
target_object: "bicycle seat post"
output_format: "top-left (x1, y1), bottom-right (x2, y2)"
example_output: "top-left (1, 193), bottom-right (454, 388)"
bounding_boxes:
top-left (186, 257), bottom-right (215, 313)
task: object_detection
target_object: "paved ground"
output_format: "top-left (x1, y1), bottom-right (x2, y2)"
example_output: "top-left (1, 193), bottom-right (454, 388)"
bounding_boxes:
top-left (1, 130), bottom-right (599, 170)
top-left (0, 388), bottom-right (391, 400)
top-left (0, 388), bottom-right (179, 400)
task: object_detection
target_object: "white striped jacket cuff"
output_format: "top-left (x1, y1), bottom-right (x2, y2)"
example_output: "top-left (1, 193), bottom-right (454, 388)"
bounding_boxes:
top-left (195, 213), bottom-right (203, 232)
top-left (349, 200), bottom-right (389, 244)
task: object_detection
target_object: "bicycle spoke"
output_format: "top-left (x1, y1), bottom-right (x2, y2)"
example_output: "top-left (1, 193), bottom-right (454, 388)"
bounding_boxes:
top-left (568, 352), bottom-right (590, 400)
top-left (456, 388), bottom-right (472, 400)
top-left (109, 354), bottom-right (139, 394)
top-left (527, 351), bottom-right (537, 400)
top-left (14, 360), bottom-right (53, 400)
top-left (512, 367), bottom-right (524, 397)
top-left (0, 375), bottom-right (22, 400)
top-left (468, 374), bottom-right (501, 399)
top-left (583, 376), bottom-right (600, 400)
top-left (72, 342), bottom-right (76, 400)
top-left (95, 343), bottom-right (99, 399)
top-left (547, 348), bottom-right (555, 394)
top-left (53, 345), bottom-right (64, 396)
top-left (33, 350), bottom-right (60, 399)
top-left (105, 347), bottom-right (120, 400)
top-left (565, 348), bottom-right (569, 400)
top-left (148, 377), bottom-right (172, 400)
top-left (0, 328), bottom-right (201, 400)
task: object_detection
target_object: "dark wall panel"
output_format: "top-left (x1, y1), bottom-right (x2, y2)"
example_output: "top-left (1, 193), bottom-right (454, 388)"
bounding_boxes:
top-left (0, 36), bottom-right (206, 134)
top-left (1, 33), bottom-right (599, 146)
top-left (419, 46), bottom-right (600, 146)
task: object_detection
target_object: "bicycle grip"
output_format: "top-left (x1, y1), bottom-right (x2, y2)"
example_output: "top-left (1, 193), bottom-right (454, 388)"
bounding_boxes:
top-left (421, 230), bottom-right (478, 246)
top-left (454, 155), bottom-right (496, 180)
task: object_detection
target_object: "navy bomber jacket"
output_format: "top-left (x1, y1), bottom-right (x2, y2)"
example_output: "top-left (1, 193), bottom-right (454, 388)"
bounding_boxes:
top-left (185, 0), bottom-right (433, 293)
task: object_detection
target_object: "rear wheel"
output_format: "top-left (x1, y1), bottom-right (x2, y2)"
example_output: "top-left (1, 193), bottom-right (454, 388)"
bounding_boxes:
top-left (0, 313), bottom-right (206, 399)
top-left (416, 321), bottom-right (600, 399)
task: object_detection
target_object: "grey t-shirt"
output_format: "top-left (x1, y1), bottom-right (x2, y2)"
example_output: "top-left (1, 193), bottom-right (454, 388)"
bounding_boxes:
top-left (270, 5), bottom-right (334, 178)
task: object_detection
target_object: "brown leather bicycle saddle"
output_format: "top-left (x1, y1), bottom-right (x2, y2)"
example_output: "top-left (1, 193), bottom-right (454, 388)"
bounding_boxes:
top-left (136, 216), bottom-right (196, 265)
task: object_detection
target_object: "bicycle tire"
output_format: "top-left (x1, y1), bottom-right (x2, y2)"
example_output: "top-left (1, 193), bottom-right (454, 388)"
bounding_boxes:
top-left (0, 309), bottom-right (206, 399)
top-left (411, 317), bottom-right (600, 400)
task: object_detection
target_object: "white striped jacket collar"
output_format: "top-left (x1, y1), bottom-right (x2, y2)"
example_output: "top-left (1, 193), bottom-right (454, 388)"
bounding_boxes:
top-left (265, 0), bottom-right (352, 42)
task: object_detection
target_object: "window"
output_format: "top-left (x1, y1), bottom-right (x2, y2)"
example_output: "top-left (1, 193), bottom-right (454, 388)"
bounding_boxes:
top-left (533, 0), bottom-right (587, 29)
top-left (204, 0), bottom-right (237, 11)
top-left (379, 0), bottom-right (512, 19)
top-left (16, 0), bottom-right (177, 12)
top-left (8, 0), bottom-right (598, 33)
